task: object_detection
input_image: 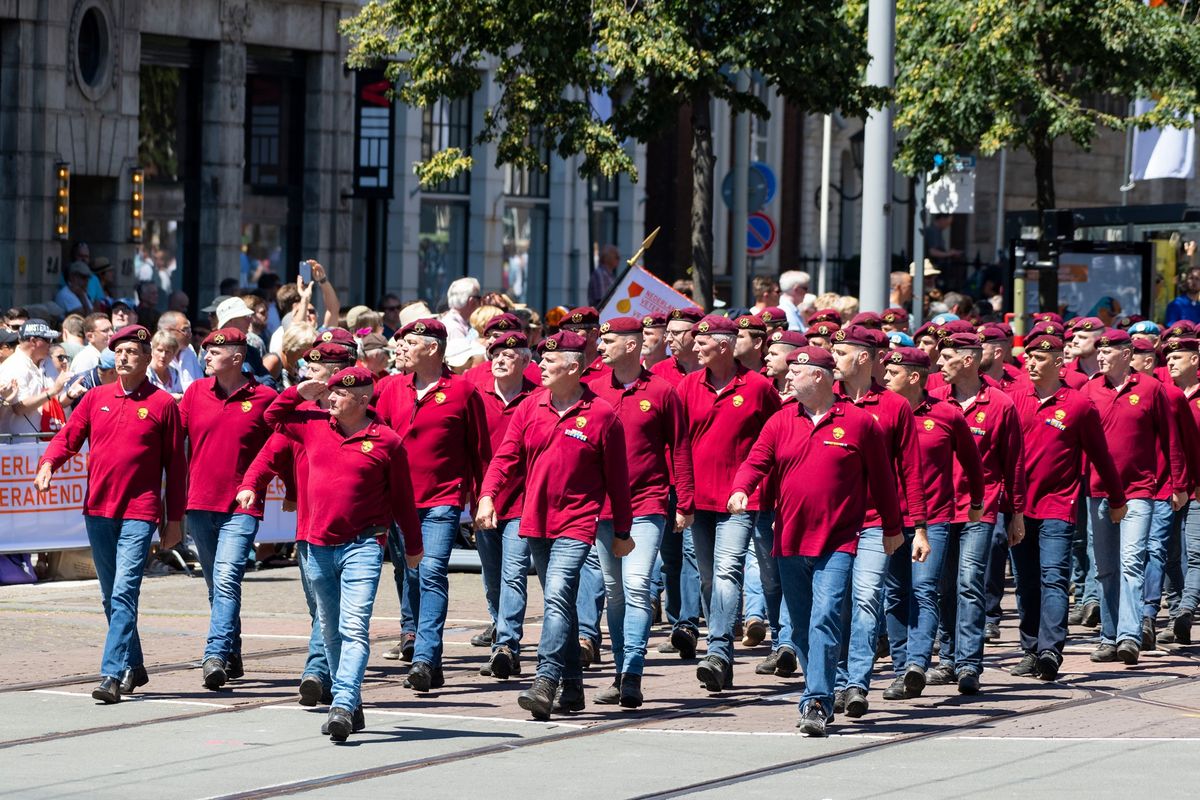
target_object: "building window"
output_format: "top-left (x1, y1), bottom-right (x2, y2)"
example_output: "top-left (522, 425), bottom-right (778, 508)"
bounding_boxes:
top-left (421, 97), bottom-right (472, 195)
top-left (418, 201), bottom-right (469, 308)
top-left (591, 173), bottom-right (619, 266)
top-left (245, 76), bottom-right (293, 188)
top-left (503, 131), bottom-right (551, 307)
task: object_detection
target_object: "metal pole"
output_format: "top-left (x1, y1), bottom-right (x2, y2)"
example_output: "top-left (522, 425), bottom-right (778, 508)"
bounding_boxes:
top-left (818, 114), bottom-right (832, 295)
top-left (911, 172), bottom-right (926, 328)
top-left (858, 0), bottom-right (897, 313)
top-left (731, 70), bottom-right (751, 308)
top-left (992, 149), bottom-right (1007, 264)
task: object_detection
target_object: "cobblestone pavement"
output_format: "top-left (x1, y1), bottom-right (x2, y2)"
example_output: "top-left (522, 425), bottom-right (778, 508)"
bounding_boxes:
top-left (2, 567), bottom-right (1198, 798)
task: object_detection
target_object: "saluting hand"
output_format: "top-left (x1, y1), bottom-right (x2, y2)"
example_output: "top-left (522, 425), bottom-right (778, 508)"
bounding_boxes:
top-left (611, 536), bottom-right (635, 558)
top-left (33, 463), bottom-right (53, 493)
top-left (296, 379), bottom-right (329, 403)
top-left (235, 489), bottom-right (257, 510)
top-left (911, 528), bottom-right (930, 563)
top-left (726, 492), bottom-right (749, 514)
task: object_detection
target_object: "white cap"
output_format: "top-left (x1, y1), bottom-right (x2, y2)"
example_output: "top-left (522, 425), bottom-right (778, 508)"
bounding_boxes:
top-left (216, 297), bottom-right (254, 328)
top-left (909, 258), bottom-right (942, 277)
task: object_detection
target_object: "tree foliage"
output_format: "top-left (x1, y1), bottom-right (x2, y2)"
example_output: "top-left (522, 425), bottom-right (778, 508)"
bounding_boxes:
top-left (892, 0), bottom-right (1200, 210)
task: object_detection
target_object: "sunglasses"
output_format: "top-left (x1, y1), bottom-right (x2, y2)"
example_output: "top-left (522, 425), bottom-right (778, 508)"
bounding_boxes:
top-left (382, 305), bottom-right (402, 312)
top-left (54, 354), bottom-right (70, 362)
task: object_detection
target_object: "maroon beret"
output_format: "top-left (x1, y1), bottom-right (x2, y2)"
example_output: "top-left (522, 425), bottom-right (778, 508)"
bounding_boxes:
top-left (833, 324), bottom-right (887, 349)
top-left (691, 315), bottom-right (739, 336)
top-left (640, 313), bottom-right (667, 329)
top-left (1033, 312), bottom-right (1065, 326)
top-left (978, 324), bottom-right (1010, 343)
top-left (202, 327), bottom-right (247, 348)
top-left (314, 327), bottom-right (357, 350)
top-left (807, 321), bottom-right (841, 339)
top-left (667, 307), bottom-right (704, 324)
top-left (994, 322), bottom-right (1014, 337)
top-left (786, 346), bottom-right (836, 370)
top-left (306, 342), bottom-right (354, 364)
top-left (1164, 321), bottom-right (1196, 340)
top-left (885, 346), bottom-right (931, 369)
top-left (1098, 328), bottom-right (1132, 347)
top-left (1029, 320), bottom-right (1062, 338)
top-left (109, 325), bottom-right (152, 350)
top-left (1131, 338), bottom-right (1157, 354)
top-left (913, 322), bottom-right (938, 341)
top-left (759, 307), bottom-right (788, 328)
top-left (1024, 335), bottom-right (1064, 353)
top-left (1073, 317), bottom-right (1105, 333)
top-left (735, 314), bottom-right (767, 333)
top-left (484, 313), bottom-right (522, 335)
top-left (327, 366), bottom-right (374, 389)
top-left (539, 330), bottom-right (588, 354)
top-left (882, 307), bottom-right (909, 325)
top-left (768, 329), bottom-right (808, 348)
top-left (561, 307), bottom-right (600, 327)
top-left (938, 319), bottom-right (977, 338)
top-left (849, 311), bottom-right (883, 329)
top-left (599, 316), bottom-right (643, 334)
top-left (809, 308), bottom-right (842, 325)
top-left (399, 318), bottom-right (448, 340)
top-left (488, 331), bottom-right (529, 355)
top-left (1164, 337), bottom-right (1200, 353)
top-left (940, 332), bottom-right (984, 350)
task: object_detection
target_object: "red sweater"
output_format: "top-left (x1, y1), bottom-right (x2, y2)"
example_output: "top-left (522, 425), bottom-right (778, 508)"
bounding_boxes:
top-left (932, 382), bottom-right (1027, 522)
top-left (1083, 371), bottom-right (1187, 500)
top-left (910, 394), bottom-right (986, 525)
top-left (477, 373), bottom-right (540, 520)
top-left (481, 386), bottom-right (632, 543)
top-left (649, 357), bottom-right (693, 388)
top-left (375, 368), bottom-right (490, 508)
top-left (676, 363), bottom-right (782, 511)
top-left (1010, 383), bottom-right (1126, 523)
top-left (732, 400), bottom-right (902, 556)
top-left (262, 387), bottom-right (421, 549)
top-left (179, 377), bottom-right (277, 517)
top-left (1177, 383), bottom-right (1200, 493)
top-left (587, 367), bottom-right (695, 518)
top-left (40, 378), bottom-right (186, 524)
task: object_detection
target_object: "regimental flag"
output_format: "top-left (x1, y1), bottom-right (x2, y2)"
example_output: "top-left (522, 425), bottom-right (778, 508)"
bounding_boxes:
top-left (599, 264), bottom-right (701, 323)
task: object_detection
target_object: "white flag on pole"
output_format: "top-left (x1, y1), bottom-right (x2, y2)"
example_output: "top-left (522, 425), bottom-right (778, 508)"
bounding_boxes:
top-left (598, 264), bottom-right (700, 322)
top-left (1130, 98), bottom-right (1195, 182)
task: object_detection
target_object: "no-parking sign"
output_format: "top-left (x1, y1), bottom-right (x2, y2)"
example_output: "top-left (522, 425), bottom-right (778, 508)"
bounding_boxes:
top-left (746, 212), bottom-right (776, 256)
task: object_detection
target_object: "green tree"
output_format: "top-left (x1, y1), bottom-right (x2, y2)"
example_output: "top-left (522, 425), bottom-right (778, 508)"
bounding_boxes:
top-left (892, 0), bottom-right (1200, 213)
top-left (342, 0), bottom-right (883, 308)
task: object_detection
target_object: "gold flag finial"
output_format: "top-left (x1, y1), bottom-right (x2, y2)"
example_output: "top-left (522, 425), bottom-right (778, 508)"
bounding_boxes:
top-left (626, 226), bottom-right (661, 267)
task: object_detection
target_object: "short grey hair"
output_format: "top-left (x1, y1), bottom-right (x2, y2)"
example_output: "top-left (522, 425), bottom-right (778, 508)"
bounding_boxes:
top-left (446, 277), bottom-right (481, 311)
top-left (779, 271), bottom-right (810, 293)
top-left (710, 332), bottom-right (736, 347)
top-left (558, 350), bottom-right (585, 367)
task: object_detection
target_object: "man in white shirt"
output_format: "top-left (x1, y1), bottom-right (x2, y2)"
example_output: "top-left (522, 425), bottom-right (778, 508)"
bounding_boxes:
top-left (778, 270), bottom-right (811, 333)
top-left (0, 320), bottom-right (71, 435)
top-left (440, 277), bottom-right (481, 343)
top-left (70, 313), bottom-right (114, 373)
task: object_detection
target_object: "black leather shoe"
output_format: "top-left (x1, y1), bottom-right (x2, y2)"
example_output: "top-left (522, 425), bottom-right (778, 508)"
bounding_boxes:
top-left (553, 679), bottom-right (585, 713)
top-left (833, 689), bottom-right (846, 713)
top-left (1068, 603), bottom-right (1086, 626)
top-left (1117, 639), bottom-right (1140, 665)
top-left (754, 650), bottom-right (781, 675)
top-left (984, 622), bottom-right (1001, 642)
top-left (1174, 610), bottom-right (1194, 644)
top-left (406, 661), bottom-right (444, 692)
top-left (881, 675), bottom-right (907, 701)
top-left (488, 647), bottom-right (517, 680)
top-left (1141, 618), bottom-right (1157, 652)
top-left (202, 657), bottom-right (227, 690)
top-left (1011, 652), bottom-right (1039, 677)
top-left (120, 666), bottom-right (149, 694)
top-left (957, 670), bottom-right (980, 695)
top-left (1091, 643), bottom-right (1119, 662)
top-left (320, 704), bottom-right (365, 736)
top-left (579, 639), bottom-right (598, 669)
top-left (298, 675), bottom-right (326, 707)
top-left (226, 654), bottom-right (244, 681)
top-left (619, 673), bottom-right (643, 709)
top-left (670, 627), bottom-right (698, 660)
top-left (903, 665), bottom-right (926, 697)
top-left (844, 686), bottom-right (868, 717)
top-left (471, 624), bottom-right (496, 648)
top-left (925, 663), bottom-right (956, 685)
top-left (1080, 602), bottom-right (1100, 628)
top-left (797, 701), bottom-right (827, 737)
top-left (773, 646), bottom-right (798, 677)
top-left (91, 677), bottom-right (121, 704)
top-left (1159, 624), bottom-right (1177, 645)
top-left (696, 655), bottom-right (731, 692)
top-left (518, 677), bottom-right (557, 720)
top-left (594, 675), bottom-right (622, 705)
top-left (326, 706), bottom-right (353, 741)
top-left (1036, 650), bottom-right (1061, 681)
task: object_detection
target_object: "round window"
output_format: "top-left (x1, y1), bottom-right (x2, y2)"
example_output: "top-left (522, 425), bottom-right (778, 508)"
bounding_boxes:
top-left (71, 1), bottom-right (114, 100)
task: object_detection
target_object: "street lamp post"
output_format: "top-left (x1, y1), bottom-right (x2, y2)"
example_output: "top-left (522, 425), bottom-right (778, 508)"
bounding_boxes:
top-left (858, 0), bottom-right (896, 313)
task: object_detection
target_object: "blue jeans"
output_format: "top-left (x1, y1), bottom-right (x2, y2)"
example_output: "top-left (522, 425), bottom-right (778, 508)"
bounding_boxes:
top-left (491, 518), bottom-right (531, 654)
top-left (743, 547), bottom-right (766, 623)
top-left (528, 536), bottom-right (592, 683)
top-left (576, 544), bottom-right (605, 647)
top-left (692, 510), bottom-right (755, 665)
top-left (1071, 489), bottom-right (1099, 606)
top-left (1011, 517), bottom-right (1074, 656)
top-left (884, 524), bottom-right (949, 672)
top-left (779, 552), bottom-right (853, 721)
top-left (1143, 500), bottom-right (1177, 620)
top-left (412, 505), bottom-right (461, 667)
top-left (937, 520), bottom-right (992, 675)
top-left (187, 510), bottom-right (259, 663)
top-left (597, 516), bottom-right (665, 675)
top-left (985, 515), bottom-right (1009, 626)
top-left (660, 521), bottom-right (702, 634)
top-left (386, 524), bottom-right (417, 637)
top-left (294, 541), bottom-right (330, 689)
top-left (1091, 497), bottom-right (1153, 646)
top-left (303, 532), bottom-right (384, 711)
top-left (476, 525), bottom-right (503, 626)
top-left (84, 516), bottom-right (155, 679)
top-left (1181, 502), bottom-right (1200, 613)
top-left (750, 511), bottom-right (793, 652)
top-left (837, 527), bottom-right (888, 691)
